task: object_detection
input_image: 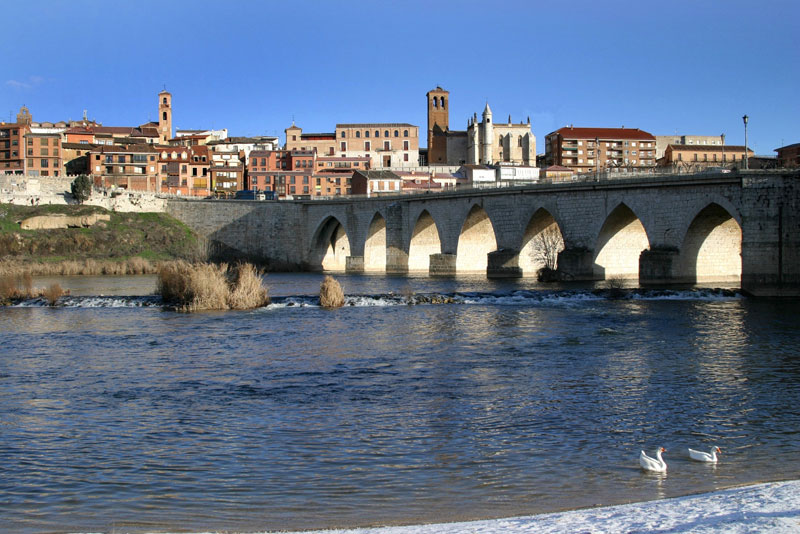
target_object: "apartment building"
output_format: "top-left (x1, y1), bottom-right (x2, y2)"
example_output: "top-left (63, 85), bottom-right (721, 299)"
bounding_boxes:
top-left (285, 125), bottom-right (336, 156)
top-left (156, 145), bottom-right (211, 196)
top-left (0, 122), bottom-right (26, 174)
top-left (209, 149), bottom-right (245, 197)
top-left (88, 144), bottom-right (160, 191)
top-left (25, 130), bottom-right (64, 177)
top-left (544, 126), bottom-right (657, 173)
top-left (335, 123), bottom-right (419, 169)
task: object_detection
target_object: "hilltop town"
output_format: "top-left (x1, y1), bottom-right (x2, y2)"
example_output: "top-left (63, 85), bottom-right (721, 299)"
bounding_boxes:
top-left (1, 87), bottom-right (797, 202)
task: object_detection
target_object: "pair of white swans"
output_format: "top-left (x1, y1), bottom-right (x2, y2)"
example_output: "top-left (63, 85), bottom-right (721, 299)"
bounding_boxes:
top-left (639, 446), bottom-right (721, 472)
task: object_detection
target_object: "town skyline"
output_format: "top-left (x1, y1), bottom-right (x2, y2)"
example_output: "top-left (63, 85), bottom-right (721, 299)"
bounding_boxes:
top-left (3, 0), bottom-right (797, 155)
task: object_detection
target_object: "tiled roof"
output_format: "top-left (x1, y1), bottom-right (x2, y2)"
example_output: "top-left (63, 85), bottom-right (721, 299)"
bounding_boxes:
top-left (354, 170), bottom-right (401, 180)
top-left (89, 144), bottom-right (159, 154)
top-left (544, 165), bottom-right (575, 172)
top-left (550, 127), bottom-right (655, 141)
top-left (94, 126), bottom-right (159, 138)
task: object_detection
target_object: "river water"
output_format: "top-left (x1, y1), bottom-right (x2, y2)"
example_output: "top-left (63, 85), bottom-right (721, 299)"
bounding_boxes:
top-left (1, 274), bottom-right (799, 533)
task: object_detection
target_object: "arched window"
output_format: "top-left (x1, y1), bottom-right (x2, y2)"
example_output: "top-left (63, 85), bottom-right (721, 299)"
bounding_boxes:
top-left (355, 131), bottom-right (361, 138)
top-left (375, 130), bottom-right (379, 137)
top-left (403, 130), bottom-right (409, 137)
top-left (365, 130), bottom-right (370, 138)
top-left (341, 131), bottom-right (346, 138)
top-left (384, 130), bottom-right (389, 137)
top-left (518, 136), bottom-right (522, 147)
top-left (394, 130), bottom-right (399, 137)
top-left (440, 97), bottom-right (445, 109)
top-left (432, 98), bottom-right (438, 109)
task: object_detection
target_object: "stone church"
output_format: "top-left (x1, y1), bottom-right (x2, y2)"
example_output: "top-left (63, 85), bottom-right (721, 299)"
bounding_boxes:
top-left (426, 86), bottom-right (536, 166)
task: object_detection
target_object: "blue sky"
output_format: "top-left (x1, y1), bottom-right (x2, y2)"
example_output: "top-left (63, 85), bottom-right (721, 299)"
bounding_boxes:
top-left (2, 0), bottom-right (797, 154)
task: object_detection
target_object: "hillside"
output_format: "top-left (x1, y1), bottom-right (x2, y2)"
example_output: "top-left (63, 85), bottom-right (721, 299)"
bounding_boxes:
top-left (0, 204), bottom-right (203, 275)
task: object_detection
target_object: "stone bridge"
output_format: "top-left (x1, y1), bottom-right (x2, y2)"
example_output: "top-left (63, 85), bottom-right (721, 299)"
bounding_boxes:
top-left (166, 169), bottom-right (800, 296)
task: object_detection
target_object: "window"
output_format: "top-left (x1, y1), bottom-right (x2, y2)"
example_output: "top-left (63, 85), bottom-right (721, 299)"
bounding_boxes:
top-left (365, 130), bottom-right (370, 138)
top-left (41, 148), bottom-right (49, 156)
top-left (341, 142), bottom-right (346, 151)
top-left (27, 148), bottom-right (33, 156)
top-left (375, 130), bottom-right (379, 137)
top-left (394, 130), bottom-right (399, 137)
top-left (440, 97), bottom-right (445, 109)
top-left (341, 131), bottom-right (346, 138)
top-left (41, 159), bottom-right (49, 167)
top-left (404, 153), bottom-right (409, 162)
top-left (355, 131), bottom-right (360, 138)
top-left (162, 111), bottom-right (167, 120)
top-left (384, 141), bottom-right (390, 150)
top-left (518, 136), bottom-right (522, 147)
top-left (384, 130), bottom-right (389, 137)
top-left (403, 140), bottom-right (409, 150)
top-left (403, 130), bottom-right (408, 137)
top-left (365, 141), bottom-right (371, 151)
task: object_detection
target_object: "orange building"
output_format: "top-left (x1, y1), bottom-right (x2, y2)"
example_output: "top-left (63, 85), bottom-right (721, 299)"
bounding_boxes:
top-left (24, 131), bottom-right (64, 177)
top-left (0, 122), bottom-right (26, 174)
top-left (660, 144), bottom-right (753, 170)
top-left (156, 145), bottom-right (211, 196)
top-left (775, 143), bottom-right (800, 168)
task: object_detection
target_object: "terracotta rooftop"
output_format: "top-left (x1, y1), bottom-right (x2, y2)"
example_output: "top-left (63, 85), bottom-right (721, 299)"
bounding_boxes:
top-left (550, 127), bottom-right (656, 141)
top-left (667, 144), bottom-right (751, 152)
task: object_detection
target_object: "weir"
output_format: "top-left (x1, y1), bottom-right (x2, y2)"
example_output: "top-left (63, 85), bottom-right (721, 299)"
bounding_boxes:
top-left (166, 169), bottom-right (800, 297)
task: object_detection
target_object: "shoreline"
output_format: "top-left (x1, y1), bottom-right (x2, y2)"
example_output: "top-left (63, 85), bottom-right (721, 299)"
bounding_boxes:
top-left (250, 479), bottom-right (800, 534)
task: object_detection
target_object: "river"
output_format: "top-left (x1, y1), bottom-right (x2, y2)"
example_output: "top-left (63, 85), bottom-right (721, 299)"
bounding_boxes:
top-left (1, 274), bottom-right (798, 533)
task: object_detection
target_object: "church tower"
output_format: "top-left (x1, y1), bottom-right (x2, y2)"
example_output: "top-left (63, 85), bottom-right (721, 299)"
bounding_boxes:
top-left (158, 90), bottom-right (172, 144)
top-left (426, 86), bottom-right (449, 164)
top-left (481, 102), bottom-right (493, 164)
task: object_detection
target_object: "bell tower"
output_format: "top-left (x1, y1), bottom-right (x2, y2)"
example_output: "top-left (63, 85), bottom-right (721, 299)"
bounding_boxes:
top-left (426, 86), bottom-right (449, 164)
top-left (158, 90), bottom-right (172, 144)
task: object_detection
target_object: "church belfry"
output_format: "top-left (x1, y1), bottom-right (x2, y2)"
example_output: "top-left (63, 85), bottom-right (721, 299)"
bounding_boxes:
top-left (158, 90), bottom-right (172, 144)
top-left (426, 86), bottom-right (449, 164)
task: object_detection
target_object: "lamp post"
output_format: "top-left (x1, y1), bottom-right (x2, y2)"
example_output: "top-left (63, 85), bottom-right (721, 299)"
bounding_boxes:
top-left (742, 115), bottom-right (749, 170)
top-left (721, 133), bottom-right (725, 168)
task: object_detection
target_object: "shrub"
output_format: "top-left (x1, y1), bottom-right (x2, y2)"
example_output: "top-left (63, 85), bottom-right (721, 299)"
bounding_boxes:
top-left (604, 275), bottom-right (627, 299)
top-left (319, 275), bottom-right (345, 308)
top-left (227, 263), bottom-right (270, 310)
top-left (70, 175), bottom-right (93, 204)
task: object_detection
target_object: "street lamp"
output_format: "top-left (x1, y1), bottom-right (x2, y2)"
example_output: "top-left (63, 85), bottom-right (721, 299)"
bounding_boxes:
top-left (721, 133), bottom-right (725, 167)
top-left (742, 115), bottom-right (749, 170)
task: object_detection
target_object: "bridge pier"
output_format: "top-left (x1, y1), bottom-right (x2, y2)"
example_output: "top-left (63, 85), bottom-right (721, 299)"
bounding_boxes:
top-left (487, 248), bottom-right (522, 278)
top-left (386, 247), bottom-right (409, 274)
top-left (556, 248), bottom-right (595, 280)
top-left (345, 255), bottom-right (364, 273)
top-left (429, 253), bottom-right (457, 276)
top-left (639, 248), bottom-right (679, 284)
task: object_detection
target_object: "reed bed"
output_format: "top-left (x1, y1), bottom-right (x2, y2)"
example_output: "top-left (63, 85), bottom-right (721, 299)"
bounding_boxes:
top-left (157, 261), bottom-right (270, 312)
top-left (319, 275), bottom-right (345, 308)
top-left (0, 257), bottom-right (157, 277)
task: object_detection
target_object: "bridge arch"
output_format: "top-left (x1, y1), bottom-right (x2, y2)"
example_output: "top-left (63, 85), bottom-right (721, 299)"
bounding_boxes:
top-left (593, 203), bottom-right (650, 280)
top-left (408, 209), bottom-right (442, 272)
top-left (519, 208), bottom-right (565, 277)
top-left (677, 203), bottom-right (742, 283)
top-left (364, 212), bottom-right (387, 272)
top-left (456, 204), bottom-right (498, 273)
top-left (311, 215), bottom-right (351, 271)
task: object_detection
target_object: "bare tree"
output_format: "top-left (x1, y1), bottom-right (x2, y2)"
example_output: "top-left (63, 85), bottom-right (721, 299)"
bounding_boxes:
top-left (530, 224), bottom-right (564, 272)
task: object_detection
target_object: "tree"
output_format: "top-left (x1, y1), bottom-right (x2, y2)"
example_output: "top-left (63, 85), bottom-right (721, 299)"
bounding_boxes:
top-left (71, 175), bottom-right (92, 204)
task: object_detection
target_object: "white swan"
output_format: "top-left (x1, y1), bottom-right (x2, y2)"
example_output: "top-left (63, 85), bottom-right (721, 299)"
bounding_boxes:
top-left (689, 446), bottom-right (721, 463)
top-left (640, 447), bottom-right (667, 472)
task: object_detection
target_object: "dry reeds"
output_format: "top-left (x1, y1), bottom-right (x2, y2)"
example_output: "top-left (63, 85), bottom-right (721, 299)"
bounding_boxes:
top-left (0, 274), bottom-right (68, 306)
top-left (157, 261), bottom-right (270, 312)
top-left (319, 275), bottom-right (345, 308)
top-left (43, 283), bottom-right (64, 306)
top-left (0, 257), bottom-right (156, 277)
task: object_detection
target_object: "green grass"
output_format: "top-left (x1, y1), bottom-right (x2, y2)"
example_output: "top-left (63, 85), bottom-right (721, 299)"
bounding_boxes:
top-left (0, 204), bottom-right (203, 264)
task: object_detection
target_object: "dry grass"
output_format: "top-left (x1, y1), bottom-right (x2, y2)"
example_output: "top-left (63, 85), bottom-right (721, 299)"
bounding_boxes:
top-left (157, 261), bottom-right (270, 312)
top-left (0, 257), bottom-right (157, 277)
top-left (319, 275), bottom-right (345, 308)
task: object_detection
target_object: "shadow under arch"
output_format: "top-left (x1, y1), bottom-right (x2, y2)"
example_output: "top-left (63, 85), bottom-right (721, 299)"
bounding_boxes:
top-left (408, 210), bottom-right (441, 272)
top-left (310, 216), bottom-right (351, 271)
top-left (456, 205), bottom-right (498, 273)
top-left (364, 212), bottom-right (387, 272)
top-left (594, 203), bottom-right (650, 280)
top-left (519, 208), bottom-right (565, 277)
top-left (677, 203), bottom-right (742, 283)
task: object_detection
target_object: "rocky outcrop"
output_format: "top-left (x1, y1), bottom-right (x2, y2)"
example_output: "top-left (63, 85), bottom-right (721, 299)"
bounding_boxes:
top-left (20, 213), bottom-right (111, 230)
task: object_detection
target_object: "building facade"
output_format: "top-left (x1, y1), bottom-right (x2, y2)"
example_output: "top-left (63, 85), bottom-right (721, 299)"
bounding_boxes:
top-left (660, 144), bottom-right (754, 170)
top-left (775, 143), bottom-right (800, 168)
top-left (334, 123), bottom-right (419, 169)
top-left (544, 126), bottom-right (657, 173)
top-left (158, 90), bottom-right (172, 144)
top-left (426, 86), bottom-right (449, 164)
top-left (285, 125), bottom-right (336, 156)
top-left (0, 122), bottom-right (26, 174)
top-left (655, 135), bottom-right (724, 160)
top-left (88, 145), bottom-right (160, 191)
top-left (466, 104), bottom-right (535, 166)
top-left (25, 129), bottom-right (64, 177)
